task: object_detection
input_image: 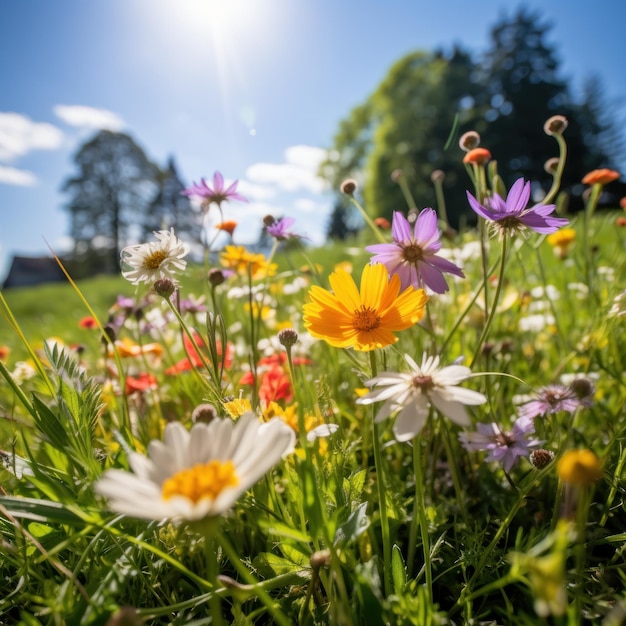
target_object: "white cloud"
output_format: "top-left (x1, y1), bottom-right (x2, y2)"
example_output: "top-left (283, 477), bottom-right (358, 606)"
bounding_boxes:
top-left (0, 112), bottom-right (64, 162)
top-left (245, 144), bottom-right (329, 194)
top-left (293, 198), bottom-right (318, 212)
top-left (0, 165), bottom-right (37, 186)
top-left (235, 179), bottom-right (276, 201)
top-left (53, 105), bottom-right (125, 131)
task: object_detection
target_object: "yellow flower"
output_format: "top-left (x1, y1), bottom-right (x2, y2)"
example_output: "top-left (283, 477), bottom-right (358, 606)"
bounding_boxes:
top-left (223, 397), bottom-right (252, 419)
top-left (557, 449), bottom-right (603, 486)
top-left (546, 227), bottom-right (576, 259)
top-left (220, 245), bottom-right (277, 280)
top-left (303, 263), bottom-right (428, 352)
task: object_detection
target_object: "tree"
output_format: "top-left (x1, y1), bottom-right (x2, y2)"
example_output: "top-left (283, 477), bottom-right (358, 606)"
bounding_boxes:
top-left (62, 131), bottom-right (159, 274)
top-left (144, 156), bottom-right (200, 244)
top-left (326, 200), bottom-right (361, 241)
top-left (321, 48), bottom-right (481, 228)
top-left (476, 8), bottom-right (611, 192)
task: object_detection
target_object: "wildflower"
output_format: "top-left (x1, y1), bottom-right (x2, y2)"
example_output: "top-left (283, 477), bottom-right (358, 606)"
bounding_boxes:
top-left (357, 354), bottom-right (486, 441)
top-left (517, 383), bottom-right (592, 420)
top-left (278, 328), bottom-right (298, 348)
top-left (153, 278), bottom-right (176, 299)
top-left (265, 216), bottom-right (300, 240)
top-left (459, 416), bottom-right (541, 472)
top-left (215, 220), bottom-right (238, 236)
top-left (467, 178), bottom-right (569, 236)
top-left (78, 316), bottom-right (98, 330)
top-left (529, 449), bottom-right (555, 469)
top-left (220, 245), bottom-right (277, 280)
top-left (0, 345), bottom-right (11, 361)
top-left (109, 338), bottom-right (163, 360)
top-left (546, 227), bottom-right (576, 259)
top-left (303, 263), bottom-right (428, 352)
top-left (373, 216), bottom-right (391, 230)
top-left (223, 397), bottom-right (252, 418)
top-left (620, 197), bottom-right (626, 210)
top-left (181, 172), bottom-right (248, 210)
top-left (616, 216), bottom-right (626, 227)
top-left (120, 229), bottom-right (189, 286)
top-left (95, 412), bottom-right (295, 521)
top-left (581, 169), bottom-right (620, 185)
top-left (608, 290), bottom-right (626, 318)
top-left (366, 209), bottom-right (464, 293)
top-left (462, 147), bottom-right (491, 165)
top-left (125, 372), bottom-right (158, 395)
top-left (557, 449), bottom-right (603, 486)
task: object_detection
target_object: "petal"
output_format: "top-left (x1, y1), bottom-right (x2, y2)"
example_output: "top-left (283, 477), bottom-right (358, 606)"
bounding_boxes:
top-left (414, 208), bottom-right (439, 243)
top-left (506, 178), bottom-right (530, 215)
top-left (430, 394), bottom-right (471, 426)
top-left (213, 171), bottom-right (224, 192)
top-left (391, 211), bottom-right (412, 243)
top-left (393, 400), bottom-right (428, 441)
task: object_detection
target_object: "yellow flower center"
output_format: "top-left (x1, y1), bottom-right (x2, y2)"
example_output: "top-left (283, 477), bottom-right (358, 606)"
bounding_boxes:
top-left (402, 243), bottom-right (423, 263)
top-left (143, 250), bottom-right (169, 270)
top-left (353, 306), bottom-right (381, 332)
top-left (162, 460), bottom-right (239, 503)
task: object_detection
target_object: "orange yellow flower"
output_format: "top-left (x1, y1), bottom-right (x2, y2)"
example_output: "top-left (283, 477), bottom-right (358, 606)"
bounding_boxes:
top-left (220, 245), bottom-right (277, 280)
top-left (546, 227), bottom-right (576, 259)
top-left (223, 397), bottom-right (252, 419)
top-left (215, 220), bottom-right (238, 236)
top-left (374, 217), bottom-right (391, 230)
top-left (303, 262), bottom-right (428, 351)
top-left (581, 169), bottom-right (620, 185)
top-left (0, 345), bottom-right (11, 361)
top-left (463, 147), bottom-right (492, 165)
top-left (557, 449), bottom-right (603, 486)
top-left (78, 316), bottom-right (98, 329)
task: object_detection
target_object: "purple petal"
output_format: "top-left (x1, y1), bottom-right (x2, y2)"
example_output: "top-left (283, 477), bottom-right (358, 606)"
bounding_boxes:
top-left (391, 212), bottom-right (412, 243)
top-left (466, 191), bottom-right (496, 221)
top-left (417, 262), bottom-right (450, 294)
top-left (213, 172), bottom-right (224, 192)
top-left (426, 255), bottom-right (465, 278)
top-left (414, 208), bottom-right (438, 243)
top-left (506, 178), bottom-right (531, 215)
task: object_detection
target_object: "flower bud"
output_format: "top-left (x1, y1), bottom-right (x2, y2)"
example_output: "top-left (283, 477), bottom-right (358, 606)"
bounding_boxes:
top-left (340, 179), bottom-right (357, 195)
top-left (543, 115), bottom-right (568, 136)
top-left (278, 328), bottom-right (298, 348)
top-left (208, 268), bottom-right (226, 287)
top-left (430, 169), bottom-right (445, 183)
top-left (463, 147), bottom-right (491, 165)
top-left (530, 449), bottom-right (555, 469)
top-left (557, 449), bottom-right (603, 486)
top-left (567, 377), bottom-right (594, 401)
top-left (459, 131), bottom-right (481, 151)
top-left (390, 169), bottom-right (404, 183)
top-left (582, 168), bottom-right (620, 185)
top-left (263, 214), bottom-right (276, 227)
top-left (192, 403), bottom-right (217, 424)
top-left (153, 278), bottom-right (176, 299)
top-left (544, 158), bottom-right (560, 175)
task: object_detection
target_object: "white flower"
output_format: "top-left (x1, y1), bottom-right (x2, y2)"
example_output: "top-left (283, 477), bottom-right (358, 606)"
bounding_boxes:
top-left (356, 354), bottom-right (487, 442)
top-left (95, 412), bottom-right (295, 521)
top-left (120, 228), bottom-right (190, 286)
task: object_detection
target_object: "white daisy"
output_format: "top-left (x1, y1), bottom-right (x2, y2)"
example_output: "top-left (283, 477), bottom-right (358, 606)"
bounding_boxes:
top-left (356, 354), bottom-right (487, 442)
top-left (95, 412), bottom-right (295, 521)
top-left (120, 228), bottom-right (190, 286)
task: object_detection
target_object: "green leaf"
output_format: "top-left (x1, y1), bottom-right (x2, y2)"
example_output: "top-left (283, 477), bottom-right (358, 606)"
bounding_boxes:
top-left (391, 544), bottom-right (407, 595)
top-left (334, 501), bottom-right (370, 547)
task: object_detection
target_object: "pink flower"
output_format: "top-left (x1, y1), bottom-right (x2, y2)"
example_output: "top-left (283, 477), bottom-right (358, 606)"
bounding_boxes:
top-left (459, 416), bottom-right (542, 472)
top-left (182, 172), bottom-right (248, 210)
top-left (366, 209), bottom-right (464, 293)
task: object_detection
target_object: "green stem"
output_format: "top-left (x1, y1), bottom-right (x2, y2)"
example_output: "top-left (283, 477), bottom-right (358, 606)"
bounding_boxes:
top-left (409, 434), bottom-right (432, 599)
top-left (349, 196), bottom-right (387, 244)
top-left (218, 531), bottom-right (292, 626)
top-left (206, 536), bottom-right (225, 626)
top-left (369, 350), bottom-right (392, 596)
top-left (470, 234), bottom-right (508, 368)
top-left (543, 133), bottom-right (567, 204)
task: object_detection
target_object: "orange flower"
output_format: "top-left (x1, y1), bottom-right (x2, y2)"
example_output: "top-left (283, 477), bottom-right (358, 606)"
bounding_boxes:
top-left (0, 345), bottom-right (11, 361)
top-left (620, 197), bottom-right (626, 210)
top-left (373, 217), bottom-right (391, 230)
top-left (126, 372), bottom-right (158, 394)
top-left (581, 169), bottom-right (620, 185)
top-left (616, 216), bottom-right (626, 227)
top-left (463, 148), bottom-right (491, 165)
top-left (215, 220), bottom-right (238, 236)
top-left (78, 316), bottom-right (98, 329)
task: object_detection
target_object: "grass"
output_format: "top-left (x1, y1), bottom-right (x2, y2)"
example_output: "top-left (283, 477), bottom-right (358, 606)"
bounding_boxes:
top-left (0, 184), bottom-right (625, 625)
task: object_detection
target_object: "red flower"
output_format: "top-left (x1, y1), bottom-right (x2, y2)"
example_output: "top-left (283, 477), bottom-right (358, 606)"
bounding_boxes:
top-left (165, 334), bottom-right (233, 375)
top-left (78, 316), bottom-right (98, 329)
top-left (582, 169), bottom-right (620, 185)
top-left (126, 372), bottom-right (158, 394)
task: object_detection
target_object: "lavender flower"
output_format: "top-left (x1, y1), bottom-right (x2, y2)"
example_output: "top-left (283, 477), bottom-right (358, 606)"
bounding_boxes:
top-left (517, 383), bottom-right (593, 420)
top-left (466, 178), bottom-right (568, 236)
top-left (366, 209), bottom-right (464, 293)
top-left (266, 217), bottom-right (301, 240)
top-left (182, 172), bottom-right (248, 211)
top-left (459, 416), bottom-right (542, 472)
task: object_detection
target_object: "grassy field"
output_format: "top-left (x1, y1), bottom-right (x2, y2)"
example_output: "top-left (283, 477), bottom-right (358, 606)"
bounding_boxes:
top-left (0, 202), bottom-right (625, 625)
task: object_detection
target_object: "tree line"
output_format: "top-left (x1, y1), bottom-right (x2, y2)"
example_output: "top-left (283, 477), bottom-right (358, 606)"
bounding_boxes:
top-left (322, 8), bottom-right (625, 238)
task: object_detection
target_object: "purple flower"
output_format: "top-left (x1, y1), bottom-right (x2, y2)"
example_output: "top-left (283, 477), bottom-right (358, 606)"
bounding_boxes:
top-left (266, 217), bottom-right (301, 241)
top-left (466, 178), bottom-right (568, 236)
top-left (517, 383), bottom-right (592, 420)
top-left (181, 172), bottom-right (248, 210)
top-left (365, 209), bottom-right (464, 293)
top-left (459, 416), bottom-right (542, 472)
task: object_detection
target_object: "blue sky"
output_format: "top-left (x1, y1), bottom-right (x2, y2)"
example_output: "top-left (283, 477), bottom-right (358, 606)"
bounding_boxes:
top-left (1, 0), bottom-right (625, 281)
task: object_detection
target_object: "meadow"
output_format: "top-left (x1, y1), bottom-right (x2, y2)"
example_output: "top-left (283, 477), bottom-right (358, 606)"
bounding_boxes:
top-left (0, 130), bottom-right (625, 625)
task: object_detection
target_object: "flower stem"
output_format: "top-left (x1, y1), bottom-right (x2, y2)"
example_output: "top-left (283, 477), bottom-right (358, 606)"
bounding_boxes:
top-left (369, 350), bottom-right (392, 596)
top-left (206, 536), bottom-right (225, 626)
top-left (349, 196), bottom-right (387, 244)
top-left (543, 133), bottom-right (567, 204)
top-left (470, 234), bottom-right (508, 368)
top-left (408, 434), bottom-right (433, 599)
